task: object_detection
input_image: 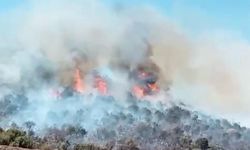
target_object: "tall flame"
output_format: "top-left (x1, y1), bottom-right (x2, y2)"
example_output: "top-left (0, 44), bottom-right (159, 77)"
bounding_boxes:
top-left (74, 68), bottom-right (84, 93)
top-left (94, 76), bottom-right (108, 95)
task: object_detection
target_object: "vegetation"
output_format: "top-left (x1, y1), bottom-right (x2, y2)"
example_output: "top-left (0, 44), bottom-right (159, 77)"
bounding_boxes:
top-left (0, 126), bottom-right (222, 150)
top-left (0, 128), bottom-right (34, 149)
top-left (74, 144), bottom-right (107, 150)
top-left (0, 94), bottom-right (249, 149)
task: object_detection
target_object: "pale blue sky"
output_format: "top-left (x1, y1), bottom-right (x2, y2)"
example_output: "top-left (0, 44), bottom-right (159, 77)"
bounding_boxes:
top-left (0, 0), bottom-right (249, 38)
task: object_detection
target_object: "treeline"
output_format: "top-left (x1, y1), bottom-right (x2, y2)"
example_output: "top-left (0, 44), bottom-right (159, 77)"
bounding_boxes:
top-left (0, 126), bottom-right (222, 150)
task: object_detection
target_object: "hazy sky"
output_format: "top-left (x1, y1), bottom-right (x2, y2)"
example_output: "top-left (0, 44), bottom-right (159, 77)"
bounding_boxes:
top-left (1, 0), bottom-right (249, 38)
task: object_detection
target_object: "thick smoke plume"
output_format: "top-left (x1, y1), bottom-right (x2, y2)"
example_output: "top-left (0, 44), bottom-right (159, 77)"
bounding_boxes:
top-left (0, 0), bottom-right (187, 128)
top-left (0, 0), bottom-right (250, 149)
top-left (1, 0), bottom-right (249, 125)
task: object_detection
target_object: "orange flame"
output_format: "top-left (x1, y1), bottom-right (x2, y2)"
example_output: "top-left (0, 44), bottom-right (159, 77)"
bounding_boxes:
top-left (74, 68), bottom-right (84, 93)
top-left (132, 85), bottom-right (145, 98)
top-left (147, 83), bottom-right (159, 92)
top-left (94, 76), bottom-right (108, 95)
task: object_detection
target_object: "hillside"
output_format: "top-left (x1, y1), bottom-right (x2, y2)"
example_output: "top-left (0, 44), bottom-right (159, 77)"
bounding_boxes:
top-left (0, 93), bottom-right (250, 150)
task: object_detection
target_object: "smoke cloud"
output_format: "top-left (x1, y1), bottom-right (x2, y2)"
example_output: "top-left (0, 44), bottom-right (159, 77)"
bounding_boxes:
top-left (0, 0), bottom-right (250, 129)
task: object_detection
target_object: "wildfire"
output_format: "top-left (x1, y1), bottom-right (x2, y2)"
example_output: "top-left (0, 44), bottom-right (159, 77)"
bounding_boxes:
top-left (74, 68), bottom-right (84, 93)
top-left (56, 65), bottom-right (159, 98)
top-left (132, 85), bottom-right (145, 98)
top-left (132, 82), bottom-right (159, 99)
top-left (147, 83), bottom-right (159, 92)
top-left (94, 75), bottom-right (108, 95)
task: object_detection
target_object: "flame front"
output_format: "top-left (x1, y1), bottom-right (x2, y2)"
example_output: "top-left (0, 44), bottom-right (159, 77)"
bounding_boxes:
top-left (94, 76), bottom-right (108, 95)
top-left (132, 85), bottom-right (145, 98)
top-left (74, 68), bottom-right (84, 93)
top-left (147, 83), bottom-right (159, 92)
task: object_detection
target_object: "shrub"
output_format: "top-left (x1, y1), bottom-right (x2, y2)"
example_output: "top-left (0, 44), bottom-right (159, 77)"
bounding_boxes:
top-left (40, 144), bottom-right (53, 150)
top-left (6, 128), bottom-right (26, 142)
top-left (0, 128), bottom-right (35, 149)
top-left (195, 138), bottom-right (209, 150)
top-left (179, 136), bottom-right (192, 148)
top-left (11, 136), bottom-right (34, 148)
top-left (74, 144), bottom-right (107, 150)
top-left (0, 133), bottom-right (11, 145)
top-left (0, 127), bottom-right (4, 133)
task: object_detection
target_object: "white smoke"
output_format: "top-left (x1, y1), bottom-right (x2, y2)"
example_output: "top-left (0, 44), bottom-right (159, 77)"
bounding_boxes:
top-left (0, 0), bottom-right (250, 128)
top-left (171, 31), bottom-right (250, 126)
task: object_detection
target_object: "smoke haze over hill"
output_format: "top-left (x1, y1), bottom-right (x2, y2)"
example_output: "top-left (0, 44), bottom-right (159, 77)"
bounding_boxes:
top-left (0, 0), bottom-right (250, 126)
